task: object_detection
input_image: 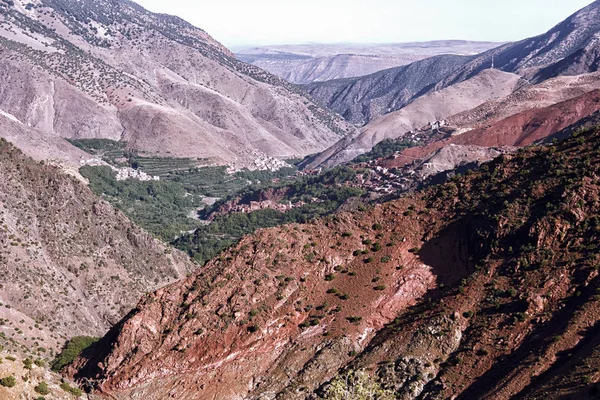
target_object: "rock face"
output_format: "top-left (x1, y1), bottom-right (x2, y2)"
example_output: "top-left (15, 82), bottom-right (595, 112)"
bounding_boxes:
top-left (73, 200), bottom-right (444, 399)
top-left (0, 0), bottom-right (352, 168)
top-left (73, 126), bottom-right (600, 399)
top-left (304, 69), bottom-right (524, 167)
top-left (0, 139), bottom-right (195, 353)
top-left (237, 41), bottom-right (501, 84)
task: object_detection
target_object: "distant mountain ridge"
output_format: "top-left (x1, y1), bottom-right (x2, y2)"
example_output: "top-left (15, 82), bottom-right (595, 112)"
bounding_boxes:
top-left (435, 0), bottom-right (600, 88)
top-left (237, 41), bottom-right (501, 84)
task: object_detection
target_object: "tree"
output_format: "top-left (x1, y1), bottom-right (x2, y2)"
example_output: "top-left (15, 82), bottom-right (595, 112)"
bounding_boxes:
top-left (34, 381), bottom-right (51, 395)
top-left (326, 370), bottom-right (395, 399)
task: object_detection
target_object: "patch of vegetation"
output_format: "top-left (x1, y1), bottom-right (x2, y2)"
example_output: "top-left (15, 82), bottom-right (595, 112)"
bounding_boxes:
top-left (67, 138), bottom-right (128, 165)
top-left (175, 167), bottom-right (363, 264)
top-left (352, 138), bottom-right (417, 163)
top-left (51, 336), bottom-right (99, 372)
top-left (81, 152), bottom-right (362, 265)
top-left (326, 369), bottom-right (395, 399)
top-left (34, 381), bottom-right (50, 395)
top-left (59, 382), bottom-right (82, 396)
top-left (80, 166), bottom-right (202, 241)
top-left (0, 375), bottom-right (16, 387)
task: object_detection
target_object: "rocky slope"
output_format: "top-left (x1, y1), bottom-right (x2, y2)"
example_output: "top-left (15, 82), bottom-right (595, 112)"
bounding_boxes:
top-left (303, 55), bottom-right (474, 125)
top-left (71, 196), bottom-right (454, 400)
top-left (382, 89), bottom-right (600, 170)
top-left (0, 138), bottom-right (195, 357)
top-left (447, 71), bottom-right (600, 130)
top-left (338, 126), bottom-right (600, 399)
top-left (306, 69), bottom-right (600, 170)
top-left (0, 0), bottom-right (351, 168)
top-left (0, 351), bottom-right (83, 400)
top-left (303, 69), bottom-right (524, 167)
top-left (69, 114), bottom-right (600, 399)
top-left (0, 113), bottom-right (91, 173)
top-left (237, 41), bottom-right (501, 84)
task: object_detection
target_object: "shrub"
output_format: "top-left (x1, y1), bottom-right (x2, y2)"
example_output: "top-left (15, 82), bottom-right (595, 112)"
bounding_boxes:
top-left (34, 381), bottom-right (50, 395)
top-left (476, 349), bottom-right (489, 356)
top-left (0, 375), bottom-right (16, 387)
top-left (60, 382), bottom-right (82, 396)
top-left (346, 316), bottom-right (362, 324)
top-left (51, 336), bottom-right (99, 371)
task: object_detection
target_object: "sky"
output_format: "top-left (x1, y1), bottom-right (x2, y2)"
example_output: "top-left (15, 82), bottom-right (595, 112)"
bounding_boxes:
top-left (134, 0), bottom-right (595, 48)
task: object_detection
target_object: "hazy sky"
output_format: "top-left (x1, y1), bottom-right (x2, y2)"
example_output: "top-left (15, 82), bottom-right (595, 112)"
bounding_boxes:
top-left (134, 0), bottom-right (595, 48)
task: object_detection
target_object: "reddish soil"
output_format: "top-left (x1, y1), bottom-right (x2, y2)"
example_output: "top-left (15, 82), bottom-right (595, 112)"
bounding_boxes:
top-left (382, 89), bottom-right (600, 169)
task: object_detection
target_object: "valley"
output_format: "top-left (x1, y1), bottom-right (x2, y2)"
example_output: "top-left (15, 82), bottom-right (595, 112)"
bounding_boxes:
top-left (0, 0), bottom-right (599, 399)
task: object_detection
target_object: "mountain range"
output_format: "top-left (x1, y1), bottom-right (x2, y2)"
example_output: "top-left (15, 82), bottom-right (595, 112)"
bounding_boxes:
top-left (236, 41), bottom-right (501, 84)
top-left (70, 123), bottom-right (600, 400)
top-left (1, 0), bottom-right (600, 399)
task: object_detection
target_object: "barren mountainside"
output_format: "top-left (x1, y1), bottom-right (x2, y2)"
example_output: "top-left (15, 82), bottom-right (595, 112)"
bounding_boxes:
top-left (383, 89), bottom-right (600, 170)
top-left (304, 55), bottom-right (474, 125)
top-left (309, 71), bottom-right (600, 169)
top-left (303, 69), bottom-right (525, 168)
top-left (437, 0), bottom-right (600, 88)
top-left (0, 0), bottom-right (352, 168)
